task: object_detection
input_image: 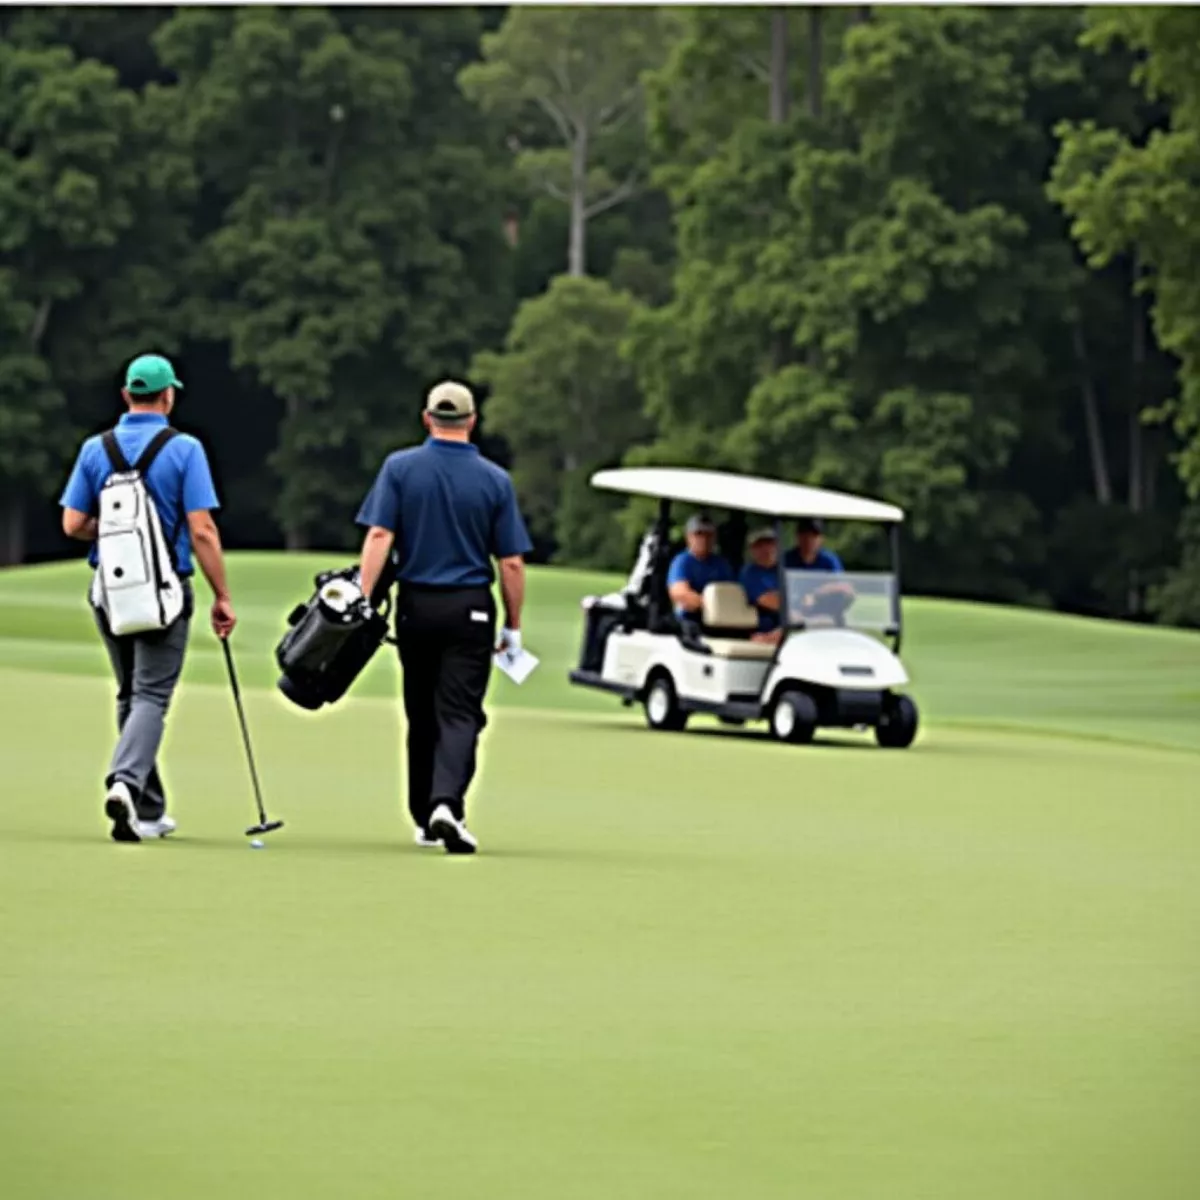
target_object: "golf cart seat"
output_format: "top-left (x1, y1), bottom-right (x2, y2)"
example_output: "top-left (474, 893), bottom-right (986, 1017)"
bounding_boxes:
top-left (699, 584), bottom-right (777, 660)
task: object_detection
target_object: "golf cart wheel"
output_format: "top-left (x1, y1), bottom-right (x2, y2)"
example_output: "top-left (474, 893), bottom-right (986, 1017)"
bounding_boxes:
top-left (644, 673), bottom-right (687, 732)
top-left (876, 693), bottom-right (918, 749)
top-left (770, 690), bottom-right (817, 745)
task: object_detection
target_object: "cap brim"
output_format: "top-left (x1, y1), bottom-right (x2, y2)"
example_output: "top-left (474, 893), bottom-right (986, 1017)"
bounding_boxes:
top-left (127, 379), bottom-right (182, 393)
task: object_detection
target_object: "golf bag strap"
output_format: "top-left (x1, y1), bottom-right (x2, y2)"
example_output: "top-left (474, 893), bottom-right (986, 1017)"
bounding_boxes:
top-left (132, 427), bottom-right (178, 476)
top-left (101, 431), bottom-right (131, 474)
top-left (100, 427), bottom-right (182, 573)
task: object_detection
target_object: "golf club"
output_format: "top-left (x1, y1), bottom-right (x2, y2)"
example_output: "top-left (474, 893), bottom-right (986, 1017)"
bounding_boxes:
top-left (222, 638), bottom-right (284, 837)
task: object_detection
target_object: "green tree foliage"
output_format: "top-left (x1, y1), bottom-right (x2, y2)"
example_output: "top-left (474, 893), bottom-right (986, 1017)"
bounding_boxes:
top-left (1052, 7), bottom-right (1200, 622)
top-left (2, 6), bottom-right (1198, 629)
top-left (157, 7), bottom-right (510, 549)
top-left (0, 32), bottom-right (192, 563)
top-left (471, 275), bottom-right (647, 566)
top-left (629, 6), bottom-right (1177, 604)
top-left (460, 7), bottom-right (675, 277)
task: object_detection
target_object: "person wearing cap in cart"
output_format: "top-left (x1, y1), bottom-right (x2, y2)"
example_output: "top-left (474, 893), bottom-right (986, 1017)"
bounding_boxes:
top-left (784, 516), bottom-right (855, 620)
top-left (740, 526), bottom-right (786, 646)
top-left (666, 513), bottom-right (735, 624)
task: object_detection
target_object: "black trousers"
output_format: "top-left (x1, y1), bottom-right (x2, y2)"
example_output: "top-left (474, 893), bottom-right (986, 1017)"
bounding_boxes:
top-left (396, 584), bottom-right (495, 829)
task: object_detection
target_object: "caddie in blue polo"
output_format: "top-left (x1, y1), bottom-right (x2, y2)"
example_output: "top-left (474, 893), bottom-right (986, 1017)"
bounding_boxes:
top-left (60, 353), bottom-right (237, 843)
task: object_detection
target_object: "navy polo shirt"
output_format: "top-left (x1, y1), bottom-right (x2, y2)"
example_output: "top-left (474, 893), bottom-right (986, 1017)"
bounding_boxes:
top-left (59, 412), bottom-right (220, 576)
top-left (356, 438), bottom-right (532, 587)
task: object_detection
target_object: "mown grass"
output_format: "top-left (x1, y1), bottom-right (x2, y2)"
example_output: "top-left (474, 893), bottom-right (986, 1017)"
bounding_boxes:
top-left (0, 554), bottom-right (1197, 1199)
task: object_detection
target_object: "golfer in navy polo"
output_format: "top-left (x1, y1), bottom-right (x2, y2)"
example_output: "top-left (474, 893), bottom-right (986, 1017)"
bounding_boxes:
top-left (356, 381), bottom-right (532, 855)
top-left (59, 353), bottom-right (236, 842)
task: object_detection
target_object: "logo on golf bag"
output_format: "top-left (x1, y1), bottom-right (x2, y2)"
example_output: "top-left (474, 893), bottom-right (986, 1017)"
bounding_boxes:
top-left (91, 429), bottom-right (185, 637)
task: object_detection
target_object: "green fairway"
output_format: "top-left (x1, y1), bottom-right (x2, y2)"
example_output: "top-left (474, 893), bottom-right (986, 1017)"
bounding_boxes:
top-left (1, 555), bottom-right (1198, 1199)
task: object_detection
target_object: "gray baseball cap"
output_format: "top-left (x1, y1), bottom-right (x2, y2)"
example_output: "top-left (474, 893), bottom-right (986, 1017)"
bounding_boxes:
top-left (685, 513), bottom-right (716, 534)
top-left (748, 526), bottom-right (777, 544)
top-left (425, 380), bottom-right (475, 422)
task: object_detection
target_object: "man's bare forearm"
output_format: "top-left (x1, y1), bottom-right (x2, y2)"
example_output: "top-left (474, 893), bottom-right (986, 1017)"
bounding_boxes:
top-left (669, 584), bottom-right (703, 613)
top-left (62, 509), bottom-right (98, 541)
top-left (498, 557), bottom-right (525, 629)
top-left (192, 528), bottom-right (230, 600)
top-left (358, 527), bottom-right (394, 603)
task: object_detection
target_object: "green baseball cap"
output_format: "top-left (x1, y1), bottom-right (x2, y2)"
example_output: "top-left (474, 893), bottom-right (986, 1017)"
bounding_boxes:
top-left (125, 353), bottom-right (182, 396)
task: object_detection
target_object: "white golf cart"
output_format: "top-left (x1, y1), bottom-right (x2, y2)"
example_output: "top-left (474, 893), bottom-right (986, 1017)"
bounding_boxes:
top-left (568, 467), bottom-right (919, 748)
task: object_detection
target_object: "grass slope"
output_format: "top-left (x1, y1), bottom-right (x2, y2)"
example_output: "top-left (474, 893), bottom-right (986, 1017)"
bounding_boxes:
top-left (3, 553), bottom-right (1200, 749)
top-left (1, 555), bottom-right (1197, 1199)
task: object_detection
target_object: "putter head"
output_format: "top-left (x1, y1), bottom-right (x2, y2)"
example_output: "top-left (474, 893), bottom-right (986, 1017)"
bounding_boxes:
top-left (245, 819), bottom-right (285, 837)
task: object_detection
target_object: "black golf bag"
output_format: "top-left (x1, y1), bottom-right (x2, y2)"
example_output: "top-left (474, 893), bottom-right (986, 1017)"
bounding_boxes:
top-left (274, 555), bottom-right (397, 711)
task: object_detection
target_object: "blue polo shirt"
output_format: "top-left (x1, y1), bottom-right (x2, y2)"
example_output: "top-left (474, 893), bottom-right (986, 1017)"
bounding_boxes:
top-left (667, 550), bottom-right (734, 617)
top-left (783, 547), bottom-right (844, 572)
top-left (59, 412), bottom-right (220, 576)
top-left (356, 438), bottom-right (532, 587)
top-left (740, 563), bottom-right (781, 632)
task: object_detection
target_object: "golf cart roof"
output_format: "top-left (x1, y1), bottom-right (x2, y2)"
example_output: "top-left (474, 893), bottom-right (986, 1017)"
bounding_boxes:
top-left (591, 467), bottom-right (905, 524)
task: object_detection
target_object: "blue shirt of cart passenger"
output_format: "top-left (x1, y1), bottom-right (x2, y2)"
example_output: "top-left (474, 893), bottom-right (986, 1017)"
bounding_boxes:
top-left (783, 517), bottom-right (843, 573)
top-left (667, 515), bottom-right (734, 619)
top-left (740, 526), bottom-right (783, 632)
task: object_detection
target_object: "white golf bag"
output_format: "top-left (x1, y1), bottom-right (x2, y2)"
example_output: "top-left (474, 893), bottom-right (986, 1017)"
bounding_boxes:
top-left (90, 428), bottom-right (186, 636)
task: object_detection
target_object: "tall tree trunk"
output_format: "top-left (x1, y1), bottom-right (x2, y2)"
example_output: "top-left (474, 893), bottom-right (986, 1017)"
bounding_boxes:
top-left (1127, 257), bottom-right (1147, 616)
top-left (0, 496), bottom-right (26, 567)
top-left (281, 396), bottom-right (308, 551)
top-left (30, 298), bottom-right (52, 349)
top-left (568, 128), bottom-right (588, 277)
top-left (1072, 321), bottom-right (1112, 505)
top-left (807, 7), bottom-right (823, 121)
top-left (1129, 260), bottom-right (1145, 515)
top-left (1144, 430), bottom-right (1159, 512)
top-left (769, 9), bottom-right (789, 124)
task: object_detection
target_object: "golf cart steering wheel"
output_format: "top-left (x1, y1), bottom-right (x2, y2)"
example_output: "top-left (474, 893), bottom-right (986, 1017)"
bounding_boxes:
top-left (803, 583), bottom-right (855, 626)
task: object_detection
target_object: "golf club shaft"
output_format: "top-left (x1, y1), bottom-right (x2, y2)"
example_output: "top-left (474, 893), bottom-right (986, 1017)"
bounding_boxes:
top-left (222, 638), bottom-right (268, 824)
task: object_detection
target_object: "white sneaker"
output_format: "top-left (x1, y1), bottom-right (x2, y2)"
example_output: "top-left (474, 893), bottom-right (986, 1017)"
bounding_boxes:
top-left (414, 826), bottom-right (441, 848)
top-left (104, 782), bottom-right (142, 843)
top-left (140, 815), bottom-right (177, 840)
top-left (428, 804), bottom-right (478, 855)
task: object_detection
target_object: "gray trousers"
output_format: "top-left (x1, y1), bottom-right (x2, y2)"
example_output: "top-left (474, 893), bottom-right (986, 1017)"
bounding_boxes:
top-left (93, 581), bottom-right (193, 821)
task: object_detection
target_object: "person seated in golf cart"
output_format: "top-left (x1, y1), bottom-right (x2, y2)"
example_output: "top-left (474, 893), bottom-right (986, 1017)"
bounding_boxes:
top-left (784, 516), bottom-right (843, 572)
top-left (666, 513), bottom-right (734, 623)
top-left (783, 515), bottom-right (856, 623)
top-left (738, 526), bottom-right (785, 646)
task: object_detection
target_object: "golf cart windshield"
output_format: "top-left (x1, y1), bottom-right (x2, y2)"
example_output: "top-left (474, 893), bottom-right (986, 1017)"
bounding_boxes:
top-left (784, 570), bottom-right (899, 634)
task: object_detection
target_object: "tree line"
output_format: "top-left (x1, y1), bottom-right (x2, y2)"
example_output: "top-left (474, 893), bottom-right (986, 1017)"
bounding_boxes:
top-left (2, 6), bottom-right (1198, 627)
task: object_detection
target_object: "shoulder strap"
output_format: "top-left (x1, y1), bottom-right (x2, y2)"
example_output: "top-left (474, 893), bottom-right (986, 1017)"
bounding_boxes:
top-left (133, 427), bottom-right (178, 477)
top-left (101, 431), bottom-right (131, 474)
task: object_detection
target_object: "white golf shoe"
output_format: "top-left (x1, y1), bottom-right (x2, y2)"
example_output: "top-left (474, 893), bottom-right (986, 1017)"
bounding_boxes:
top-left (414, 826), bottom-right (442, 848)
top-left (104, 782), bottom-right (142, 843)
top-left (139, 815), bottom-right (177, 840)
top-left (428, 804), bottom-right (478, 855)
